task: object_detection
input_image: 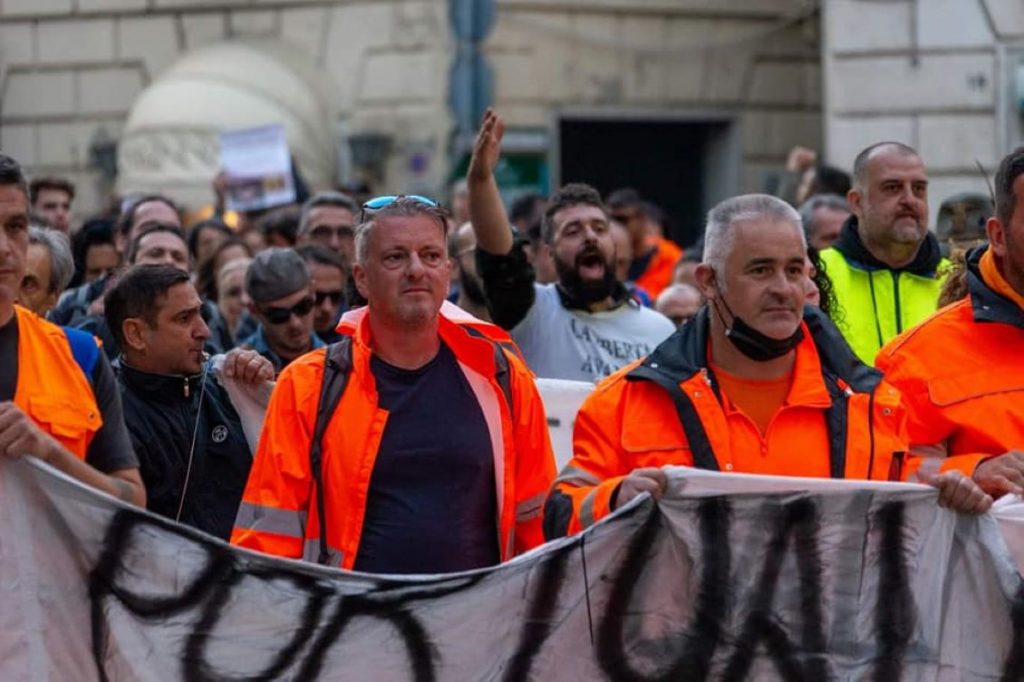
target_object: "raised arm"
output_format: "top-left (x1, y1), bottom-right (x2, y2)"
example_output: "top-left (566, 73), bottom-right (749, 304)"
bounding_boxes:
top-left (467, 108), bottom-right (514, 255)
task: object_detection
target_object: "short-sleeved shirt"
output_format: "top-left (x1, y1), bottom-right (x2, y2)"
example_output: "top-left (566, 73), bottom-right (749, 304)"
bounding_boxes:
top-left (353, 342), bottom-right (499, 574)
top-left (0, 313), bottom-right (138, 474)
top-left (476, 232), bottom-right (676, 381)
top-left (511, 283), bottom-right (677, 381)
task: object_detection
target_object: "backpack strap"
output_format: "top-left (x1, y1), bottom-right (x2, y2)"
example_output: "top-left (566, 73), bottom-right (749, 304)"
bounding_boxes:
top-left (492, 343), bottom-right (514, 418)
top-left (309, 336), bottom-right (353, 566)
top-left (62, 327), bottom-right (100, 382)
top-left (463, 326), bottom-right (515, 418)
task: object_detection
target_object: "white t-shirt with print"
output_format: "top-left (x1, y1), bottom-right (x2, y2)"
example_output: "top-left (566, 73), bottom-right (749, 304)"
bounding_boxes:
top-left (512, 283), bottom-right (676, 382)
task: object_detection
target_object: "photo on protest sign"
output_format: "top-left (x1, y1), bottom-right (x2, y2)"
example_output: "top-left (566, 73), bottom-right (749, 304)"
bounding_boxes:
top-left (219, 124), bottom-right (295, 212)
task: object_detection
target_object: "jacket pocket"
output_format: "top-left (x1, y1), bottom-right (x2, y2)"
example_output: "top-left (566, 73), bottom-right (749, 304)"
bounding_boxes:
top-left (928, 372), bottom-right (1024, 407)
top-left (28, 395), bottom-right (101, 441)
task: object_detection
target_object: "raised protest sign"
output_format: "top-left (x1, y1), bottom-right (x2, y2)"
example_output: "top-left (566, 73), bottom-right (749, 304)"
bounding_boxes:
top-left (2, 457), bottom-right (1023, 681)
top-left (219, 124), bottom-right (295, 212)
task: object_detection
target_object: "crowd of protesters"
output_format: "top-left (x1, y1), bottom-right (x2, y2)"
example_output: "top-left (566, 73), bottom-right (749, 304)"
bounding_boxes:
top-left (1, 105), bottom-right (1022, 578)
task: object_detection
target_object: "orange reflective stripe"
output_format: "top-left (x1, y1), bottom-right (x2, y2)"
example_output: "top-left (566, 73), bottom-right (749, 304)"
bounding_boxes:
top-left (234, 502), bottom-right (306, 539)
top-left (553, 464), bottom-right (601, 488)
top-left (579, 489), bottom-right (600, 528)
top-left (301, 539), bottom-right (343, 567)
top-left (515, 491), bottom-right (545, 523)
top-left (230, 528), bottom-right (303, 559)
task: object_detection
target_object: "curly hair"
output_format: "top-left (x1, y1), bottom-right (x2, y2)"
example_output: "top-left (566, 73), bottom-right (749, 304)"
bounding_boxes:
top-left (937, 249), bottom-right (970, 308)
top-left (808, 246), bottom-right (841, 324)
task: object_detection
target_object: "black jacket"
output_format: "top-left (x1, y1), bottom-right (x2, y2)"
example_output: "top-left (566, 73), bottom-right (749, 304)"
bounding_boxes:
top-left (115, 360), bottom-right (253, 540)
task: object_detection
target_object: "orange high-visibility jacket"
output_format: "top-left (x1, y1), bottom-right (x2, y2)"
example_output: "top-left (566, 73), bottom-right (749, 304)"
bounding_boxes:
top-left (544, 306), bottom-right (909, 538)
top-left (336, 300), bottom-right (525, 362)
top-left (634, 236), bottom-right (683, 300)
top-left (12, 305), bottom-right (102, 459)
top-left (231, 312), bottom-right (556, 568)
top-left (876, 246), bottom-right (1024, 479)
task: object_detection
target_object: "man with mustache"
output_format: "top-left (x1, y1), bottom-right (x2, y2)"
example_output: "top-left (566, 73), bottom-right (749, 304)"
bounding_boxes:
top-left (545, 193), bottom-right (990, 539)
top-left (467, 110), bottom-right (675, 381)
top-left (819, 142), bottom-right (947, 365)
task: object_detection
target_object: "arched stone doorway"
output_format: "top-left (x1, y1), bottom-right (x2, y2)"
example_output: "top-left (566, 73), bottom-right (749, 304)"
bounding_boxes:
top-left (117, 41), bottom-right (339, 210)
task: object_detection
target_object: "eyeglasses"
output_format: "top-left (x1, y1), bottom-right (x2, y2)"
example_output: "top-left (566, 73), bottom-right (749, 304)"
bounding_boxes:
top-left (259, 296), bottom-right (315, 325)
top-left (360, 195), bottom-right (439, 222)
top-left (314, 290), bottom-right (345, 306)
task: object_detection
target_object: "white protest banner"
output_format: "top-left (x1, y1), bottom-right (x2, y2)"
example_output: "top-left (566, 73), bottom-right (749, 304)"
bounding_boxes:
top-left (3, 457), bottom-right (1023, 681)
top-left (219, 124), bottom-right (295, 211)
top-left (535, 377), bottom-right (593, 469)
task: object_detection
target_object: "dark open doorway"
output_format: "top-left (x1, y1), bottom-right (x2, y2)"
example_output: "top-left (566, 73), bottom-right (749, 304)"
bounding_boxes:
top-left (557, 115), bottom-right (738, 249)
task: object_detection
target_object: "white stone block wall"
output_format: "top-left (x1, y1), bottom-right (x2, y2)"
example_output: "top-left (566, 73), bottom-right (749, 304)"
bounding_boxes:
top-left (822, 0), bottom-right (1019, 227)
top-left (487, 1), bottom-right (823, 196)
top-left (0, 0), bottom-right (454, 219)
top-left (1, 0), bottom-right (822, 219)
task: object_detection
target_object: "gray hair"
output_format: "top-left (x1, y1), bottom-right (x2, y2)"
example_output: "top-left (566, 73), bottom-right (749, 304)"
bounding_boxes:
top-left (298, 191), bottom-right (358, 236)
top-left (703, 194), bottom-right (805, 286)
top-left (798, 194), bottom-right (849, 236)
top-left (28, 226), bottom-right (74, 294)
top-left (354, 198), bottom-right (449, 266)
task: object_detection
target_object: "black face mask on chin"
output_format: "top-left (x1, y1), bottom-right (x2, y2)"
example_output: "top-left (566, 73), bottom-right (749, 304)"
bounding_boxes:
top-left (712, 293), bottom-right (803, 362)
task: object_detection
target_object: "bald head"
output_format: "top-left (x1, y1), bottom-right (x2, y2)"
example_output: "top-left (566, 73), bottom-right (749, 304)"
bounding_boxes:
top-left (454, 222), bottom-right (476, 255)
top-left (655, 283), bottom-right (702, 327)
top-left (852, 142), bottom-right (921, 190)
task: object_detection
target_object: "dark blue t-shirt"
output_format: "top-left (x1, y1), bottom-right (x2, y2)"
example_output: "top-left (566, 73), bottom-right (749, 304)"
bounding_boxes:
top-left (353, 342), bottom-right (499, 574)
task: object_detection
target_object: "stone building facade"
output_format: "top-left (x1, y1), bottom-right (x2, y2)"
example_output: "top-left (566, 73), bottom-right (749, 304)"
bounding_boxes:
top-left (824, 0), bottom-right (1024, 226)
top-left (0, 0), bottom-right (821, 232)
top-left (4, 0), bottom-right (1013, 232)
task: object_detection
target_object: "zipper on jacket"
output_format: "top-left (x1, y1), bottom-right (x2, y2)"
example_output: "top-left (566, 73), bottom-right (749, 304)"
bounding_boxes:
top-left (183, 376), bottom-right (190, 398)
top-left (891, 270), bottom-right (903, 334)
top-left (867, 272), bottom-right (885, 350)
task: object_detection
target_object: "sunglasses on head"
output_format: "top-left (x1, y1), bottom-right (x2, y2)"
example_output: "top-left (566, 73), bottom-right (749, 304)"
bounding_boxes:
top-left (259, 296), bottom-right (315, 325)
top-left (359, 194), bottom-right (439, 222)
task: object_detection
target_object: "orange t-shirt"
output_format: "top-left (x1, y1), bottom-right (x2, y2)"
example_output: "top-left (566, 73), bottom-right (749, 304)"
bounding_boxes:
top-left (711, 361), bottom-right (793, 435)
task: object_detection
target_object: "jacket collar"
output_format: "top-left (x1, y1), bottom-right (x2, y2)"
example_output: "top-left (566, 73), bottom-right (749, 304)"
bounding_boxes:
top-left (833, 215), bottom-right (942, 276)
top-left (116, 358), bottom-right (204, 402)
top-left (966, 245), bottom-right (1024, 331)
top-left (628, 304), bottom-right (881, 396)
top-left (349, 307), bottom-right (500, 392)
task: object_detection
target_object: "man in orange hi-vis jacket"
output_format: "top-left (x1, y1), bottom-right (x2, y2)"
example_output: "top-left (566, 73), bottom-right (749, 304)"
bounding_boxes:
top-left (544, 193), bottom-right (991, 539)
top-left (877, 146), bottom-right (1024, 499)
top-left (232, 196), bottom-right (555, 573)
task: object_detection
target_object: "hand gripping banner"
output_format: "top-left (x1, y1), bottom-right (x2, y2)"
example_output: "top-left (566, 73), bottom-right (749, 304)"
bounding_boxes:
top-left (2, 457), bottom-right (1024, 681)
